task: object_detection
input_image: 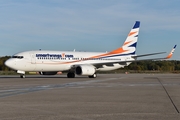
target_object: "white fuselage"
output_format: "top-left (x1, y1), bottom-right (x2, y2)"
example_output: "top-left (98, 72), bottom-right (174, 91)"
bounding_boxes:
top-left (5, 50), bottom-right (134, 72)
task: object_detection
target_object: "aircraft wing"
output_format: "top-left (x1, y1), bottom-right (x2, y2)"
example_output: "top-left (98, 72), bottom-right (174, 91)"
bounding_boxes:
top-left (132, 52), bottom-right (166, 58)
top-left (93, 45), bottom-right (177, 67)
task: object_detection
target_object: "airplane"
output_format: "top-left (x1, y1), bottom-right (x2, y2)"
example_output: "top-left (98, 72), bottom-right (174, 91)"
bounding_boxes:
top-left (5, 21), bottom-right (176, 78)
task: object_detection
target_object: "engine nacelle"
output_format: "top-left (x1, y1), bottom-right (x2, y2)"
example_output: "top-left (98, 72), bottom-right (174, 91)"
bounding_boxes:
top-left (39, 72), bottom-right (57, 75)
top-left (75, 65), bottom-right (96, 76)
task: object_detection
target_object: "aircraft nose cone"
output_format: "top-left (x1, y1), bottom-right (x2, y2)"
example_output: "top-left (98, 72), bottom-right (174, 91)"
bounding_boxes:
top-left (5, 59), bottom-right (14, 68)
top-left (5, 60), bottom-right (10, 67)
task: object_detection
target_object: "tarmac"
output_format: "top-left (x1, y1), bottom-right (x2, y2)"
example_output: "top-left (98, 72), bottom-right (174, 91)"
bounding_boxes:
top-left (0, 73), bottom-right (180, 120)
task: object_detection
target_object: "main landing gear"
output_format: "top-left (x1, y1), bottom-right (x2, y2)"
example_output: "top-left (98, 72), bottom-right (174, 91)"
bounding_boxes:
top-left (67, 72), bottom-right (97, 78)
top-left (67, 72), bottom-right (75, 78)
top-left (88, 73), bottom-right (97, 78)
top-left (20, 74), bottom-right (25, 78)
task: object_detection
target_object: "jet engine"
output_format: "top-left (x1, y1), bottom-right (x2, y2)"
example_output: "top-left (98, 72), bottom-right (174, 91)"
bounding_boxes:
top-left (75, 65), bottom-right (96, 76)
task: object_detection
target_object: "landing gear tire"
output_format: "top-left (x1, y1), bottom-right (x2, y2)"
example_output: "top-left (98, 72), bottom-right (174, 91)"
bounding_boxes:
top-left (67, 72), bottom-right (75, 78)
top-left (88, 73), bottom-right (97, 78)
top-left (20, 74), bottom-right (25, 78)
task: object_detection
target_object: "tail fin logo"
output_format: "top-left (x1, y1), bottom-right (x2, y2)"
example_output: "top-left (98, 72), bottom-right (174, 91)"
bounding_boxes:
top-left (121, 21), bottom-right (140, 55)
top-left (90, 21), bottom-right (140, 59)
top-left (109, 21), bottom-right (140, 56)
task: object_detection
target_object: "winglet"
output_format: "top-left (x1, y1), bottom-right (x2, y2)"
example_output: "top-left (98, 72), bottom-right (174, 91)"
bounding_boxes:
top-left (166, 45), bottom-right (177, 59)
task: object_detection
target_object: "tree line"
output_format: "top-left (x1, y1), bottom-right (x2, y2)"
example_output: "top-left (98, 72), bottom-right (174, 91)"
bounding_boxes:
top-left (0, 56), bottom-right (11, 71)
top-left (1, 56), bottom-right (180, 72)
top-left (122, 60), bottom-right (180, 72)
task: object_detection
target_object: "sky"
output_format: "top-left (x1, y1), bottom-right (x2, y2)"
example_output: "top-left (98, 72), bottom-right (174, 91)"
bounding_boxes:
top-left (0, 0), bottom-right (180, 60)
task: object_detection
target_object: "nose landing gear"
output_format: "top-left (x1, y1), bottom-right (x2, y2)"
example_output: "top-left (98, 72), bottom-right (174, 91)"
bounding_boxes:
top-left (17, 70), bottom-right (26, 78)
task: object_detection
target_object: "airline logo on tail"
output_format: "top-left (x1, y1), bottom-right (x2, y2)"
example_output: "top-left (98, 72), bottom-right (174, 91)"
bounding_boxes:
top-left (121, 21), bottom-right (140, 55)
top-left (91, 21), bottom-right (140, 59)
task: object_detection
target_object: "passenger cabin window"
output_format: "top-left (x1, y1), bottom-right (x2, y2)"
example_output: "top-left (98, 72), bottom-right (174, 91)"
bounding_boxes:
top-left (12, 56), bottom-right (24, 59)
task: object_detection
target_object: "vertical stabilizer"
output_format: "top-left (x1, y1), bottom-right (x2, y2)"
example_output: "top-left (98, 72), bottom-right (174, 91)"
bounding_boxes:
top-left (90, 21), bottom-right (140, 59)
top-left (109, 21), bottom-right (140, 56)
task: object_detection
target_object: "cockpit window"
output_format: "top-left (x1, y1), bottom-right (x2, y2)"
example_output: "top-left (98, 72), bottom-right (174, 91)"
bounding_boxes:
top-left (12, 56), bottom-right (24, 59)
